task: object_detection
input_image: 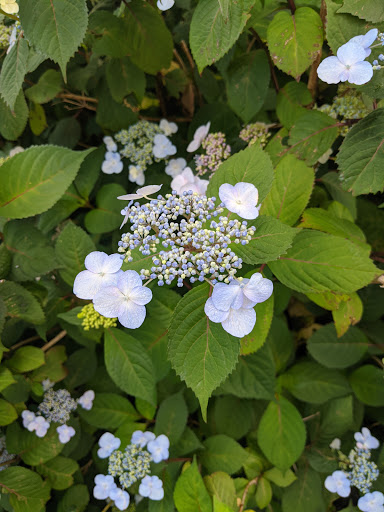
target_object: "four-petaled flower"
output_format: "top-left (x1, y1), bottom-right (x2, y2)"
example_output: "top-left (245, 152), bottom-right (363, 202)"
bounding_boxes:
top-left (102, 151), bottom-right (124, 174)
top-left (73, 252), bottom-right (123, 300)
top-left (147, 435), bottom-right (170, 463)
top-left (187, 122), bottom-right (211, 152)
top-left (317, 42), bottom-right (373, 85)
top-left (27, 416), bottom-right (50, 438)
top-left (78, 390), bottom-right (95, 411)
top-left (21, 410), bottom-right (36, 429)
top-left (139, 475), bottom-right (164, 501)
top-left (56, 424), bottom-right (76, 444)
top-left (152, 134), bottom-right (177, 159)
top-left (354, 427), bottom-right (380, 451)
top-left (219, 182), bottom-right (260, 220)
top-left (324, 470), bottom-right (351, 498)
top-left (171, 167), bottom-right (208, 195)
top-left (358, 491), bottom-right (384, 512)
top-left (93, 474), bottom-right (117, 500)
top-left (110, 487), bottom-right (130, 511)
top-left (131, 430), bottom-right (156, 448)
top-left (160, 119), bottom-right (178, 135)
top-left (165, 158), bottom-right (187, 177)
top-left (129, 165), bottom-right (145, 186)
top-left (98, 432), bottom-right (121, 459)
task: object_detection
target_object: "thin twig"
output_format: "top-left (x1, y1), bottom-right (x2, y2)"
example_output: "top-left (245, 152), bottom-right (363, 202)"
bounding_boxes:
top-left (0, 8), bottom-right (18, 20)
top-left (239, 477), bottom-right (259, 512)
top-left (303, 411), bottom-right (320, 422)
top-left (173, 48), bottom-right (189, 74)
top-left (42, 330), bottom-right (67, 352)
top-left (180, 40), bottom-right (195, 71)
top-left (0, 456), bottom-right (19, 468)
top-left (101, 503), bottom-right (112, 512)
top-left (10, 335), bottom-right (41, 351)
top-left (307, 0), bottom-right (326, 98)
top-left (287, 0), bottom-right (296, 13)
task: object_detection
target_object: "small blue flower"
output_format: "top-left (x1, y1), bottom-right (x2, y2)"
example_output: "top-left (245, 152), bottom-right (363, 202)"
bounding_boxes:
top-left (358, 491), bottom-right (384, 512)
top-left (324, 470), bottom-right (351, 498)
top-left (103, 136), bottom-right (117, 152)
top-left (109, 487), bottom-right (130, 511)
top-left (93, 474), bottom-right (117, 500)
top-left (159, 119), bottom-right (178, 135)
top-left (139, 475), bottom-right (164, 500)
top-left (73, 252), bottom-right (123, 300)
top-left (152, 134), bottom-right (176, 159)
top-left (219, 182), bottom-right (260, 220)
top-left (131, 430), bottom-right (156, 448)
top-left (147, 435), bottom-right (169, 463)
top-left (98, 432), bottom-right (121, 459)
top-left (56, 425), bottom-right (75, 444)
top-left (102, 151), bottom-right (124, 174)
top-left (349, 29), bottom-right (378, 57)
top-left (317, 42), bottom-right (373, 85)
top-left (355, 428), bottom-right (379, 451)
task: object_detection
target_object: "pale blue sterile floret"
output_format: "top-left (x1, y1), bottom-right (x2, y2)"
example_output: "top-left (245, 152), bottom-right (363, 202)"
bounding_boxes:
top-left (171, 167), bottom-right (209, 195)
top-left (152, 134), bottom-right (177, 159)
top-left (131, 430), bottom-right (156, 448)
top-left (165, 157), bottom-right (187, 178)
top-left (205, 273), bottom-right (273, 337)
top-left (98, 432), bottom-right (121, 459)
top-left (147, 434), bottom-right (170, 463)
top-left (324, 470), bottom-right (351, 498)
top-left (73, 251), bottom-right (123, 300)
top-left (93, 474), bottom-right (117, 500)
top-left (358, 492), bottom-right (384, 512)
top-left (110, 487), bottom-right (130, 511)
top-left (129, 164), bottom-right (145, 186)
top-left (187, 122), bottom-right (210, 152)
top-left (139, 475), bottom-right (164, 501)
top-left (77, 390), bottom-right (95, 411)
top-left (101, 151), bottom-right (124, 175)
top-left (355, 428), bottom-right (380, 451)
top-left (93, 270), bottom-right (152, 329)
top-left (349, 29), bottom-right (378, 57)
top-left (159, 119), bottom-right (178, 135)
top-left (103, 135), bottom-right (117, 152)
top-left (317, 42), bottom-right (373, 85)
top-left (56, 425), bottom-right (75, 444)
top-left (219, 182), bottom-right (260, 220)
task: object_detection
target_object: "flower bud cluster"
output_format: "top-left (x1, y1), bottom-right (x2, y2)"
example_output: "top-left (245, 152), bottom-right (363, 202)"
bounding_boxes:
top-left (109, 444), bottom-right (152, 489)
top-left (195, 132), bottom-right (231, 176)
top-left (118, 190), bottom-right (255, 286)
top-left (239, 122), bottom-right (271, 147)
top-left (38, 388), bottom-right (77, 424)
top-left (349, 448), bottom-right (379, 494)
top-left (77, 302), bottom-right (117, 330)
top-left (0, 22), bottom-right (12, 49)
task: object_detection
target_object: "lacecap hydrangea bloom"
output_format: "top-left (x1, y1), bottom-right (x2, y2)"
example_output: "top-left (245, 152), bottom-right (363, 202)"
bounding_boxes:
top-left (94, 430), bottom-right (168, 510)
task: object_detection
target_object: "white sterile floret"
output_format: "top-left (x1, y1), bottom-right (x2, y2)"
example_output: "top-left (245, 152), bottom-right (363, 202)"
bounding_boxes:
top-left (354, 427), bottom-right (380, 451)
top-left (28, 416), bottom-right (50, 438)
top-left (78, 390), bottom-right (95, 411)
top-left (73, 251), bottom-right (123, 300)
top-left (204, 274), bottom-right (273, 337)
top-left (103, 136), bottom-right (117, 152)
top-left (93, 270), bottom-right (152, 329)
top-left (187, 122), bottom-right (211, 152)
top-left (160, 119), bottom-right (178, 135)
top-left (157, 0), bottom-right (175, 10)
top-left (329, 438), bottom-right (341, 450)
top-left (97, 432), bottom-right (121, 459)
top-left (118, 184), bottom-right (163, 201)
top-left (139, 475), bottom-right (164, 501)
top-left (324, 470), bottom-right (351, 498)
top-left (219, 182), bottom-right (260, 220)
top-left (165, 158), bottom-right (187, 177)
top-left (358, 491), bottom-right (384, 512)
top-left (147, 434), bottom-right (170, 463)
top-left (101, 151), bottom-right (124, 174)
top-left (349, 29), bottom-right (378, 58)
top-left (317, 42), bottom-right (373, 85)
top-left (56, 424), bottom-right (76, 444)
top-left (152, 134), bottom-right (177, 159)
top-left (21, 410), bottom-right (36, 429)
top-left (110, 487), bottom-right (130, 511)
top-left (129, 165), bottom-right (145, 186)
top-left (131, 430), bottom-right (156, 448)
top-left (171, 167), bottom-right (208, 195)
top-left (93, 474), bottom-right (117, 500)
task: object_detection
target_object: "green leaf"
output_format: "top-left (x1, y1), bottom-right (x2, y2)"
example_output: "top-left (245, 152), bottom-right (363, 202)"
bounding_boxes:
top-left (89, 11), bottom-right (131, 58)
top-left (255, 477), bottom-right (272, 509)
top-left (269, 230), bottom-right (377, 294)
top-left (267, 7), bottom-right (323, 79)
top-left (281, 361), bottom-right (351, 404)
top-left (168, 284), bottom-right (240, 420)
top-left (84, 183), bottom-right (126, 234)
top-left (276, 82), bottom-right (313, 128)
top-left (282, 466), bottom-right (326, 512)
top-left (36, 456), bottom-right (79, 490)
top-left (337, 0), bottom-right (384, 22)
top-left (49, 118), bottom-right (81, 149)
top-left (18, 0), bottom-right (88, 79)
top-left (190, 0), bottom-right (253, 72)
top-left (0, 37), bottom-right (29, 110)
top-left (0, 281), bottom-right (45, 324)
top-left (226, 51), bottom-right (270, 123)
top-left (7, 346), bottom-right (45, 373)
top-left (0, 367), bottom-right (16, 392)
top-left (349, 365), bottom-right (384, 406)
top-left (257, 397), bottom-right (306, 470)
top-left (336, 109), bottom-right (384, 196)
top-left (0, 90), bottom-right (28, 141)
top-left (0, 399), bottom-right (17, 426)
top-left (261, 155), bottom-right (314, 226)
top-left (235, 216), bottom-right (297, 265)
top-left (307, 324), bottom-right (368, 368)
top-left (264, 467), bottom-right (297, 487)
top-left (80, 392), bottom-right (139, 429)
top-left (55, 222), bottom-right (96, 285)
top-left (3, 220), bottom-right (57, 281)
top-left (106, 57), bottom-right (146, 103)
top-left (207, 143), bottom-right (274, 204)
top-left (25, 69), bottom-right (63, 104)
top-left (155, 392), bottom-right (188, 444)
top-left (201, 435), bottom-right (248, 474)
top-left (123, 2), bottom-right (173, 75)
top-left (7, 423), bottom-right (64, 464)
top-left (57, 484), bottom-right (89, 512)
top-left (288, 110), bottom-right (338, 166)
top-left (174, 458), bottom-right (213, 512)
top-left (204, 471), bottom-right (236, 510)
top-left (0, 467), bottom-right (50, 512)
top-left (213, 396), bottom-right (253, 440)
top-left (0, 146), bottom-right (93, 219)
top-left (332, 292), bottom-right (363, 337)
top-left (29, 102), bottom-right (48, 136)
top-left (104, 328), bottom-right (157, 405)
top-left (240, 294), bottom-right (274, 355)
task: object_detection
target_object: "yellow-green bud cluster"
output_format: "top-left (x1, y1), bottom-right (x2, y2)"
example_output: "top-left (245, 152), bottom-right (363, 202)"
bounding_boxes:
top-left (77, 303), bottom-right (117, 330)
top-left (195, 132), bottom-right (231, 177)
top-left (38, 389), bottom-right (77, 424)
top-left (239, 122), bottom-right (271, 147)
top-left (108, 444), bottom-right (152, 490)
top-left (0, 23), bottom-right (12, 49)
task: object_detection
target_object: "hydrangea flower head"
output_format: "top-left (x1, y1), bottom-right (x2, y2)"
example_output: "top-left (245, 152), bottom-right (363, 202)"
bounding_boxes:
top-left (355, 428), bottom-right (379, 451)
top-left (317, 42), bottom-right (373, 85)
top-left (349, 29), bottom-right (378, 58)
top-left (93, 474), bottom-right (117, 500)
top-left (165, 158), bottom-right (187, 177)
top-left (139, 475), bottom-right (164, 500)
top-left (131, 430), bottom-right (156, 448)
top-left (110, 487), bottom-right (130, 511)
top-left (102, 151), bottom-right (124, 174)
top-left (358, 491), bottom-right (384, 512)
top-left (171, 167), bottom-right (208, 195)
top-left (78, 390), bottom-right (95, 410)
top-left (73, 252), bottom-right (123, 300)
top-left (324, 470), bottom-right (351, 498)
top-left (147, 435), bottom-right (169, 463)
top-left (93, 270), bottom-right (152, 329)
top-left (160, 119), bottom-right (178, 135)
top-left (129, 165), bottom-right (145, 186)
top-left (56, 424), bottom-right (76, 444)
top-left (187, 122), bottom-right (211, 152)
top-left (219, 182), bottom-right (260, 220)
top-left (98, 432), bottom-right (121, 459)
top-left (152, 134), bottom-right (177, 159)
